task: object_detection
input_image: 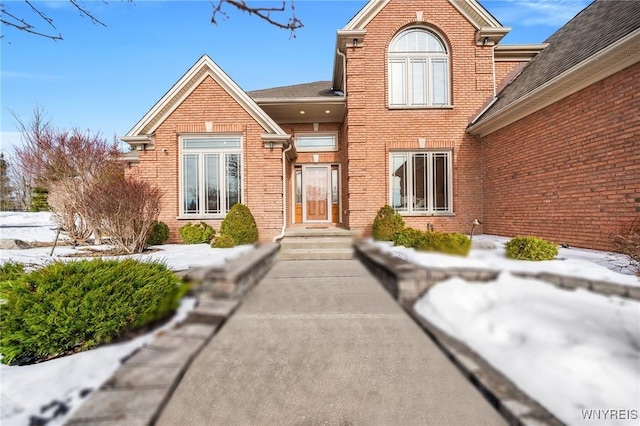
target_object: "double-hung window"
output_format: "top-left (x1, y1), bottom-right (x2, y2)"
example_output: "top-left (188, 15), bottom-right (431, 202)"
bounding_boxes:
top-left (388, 28), bottom-right (450, 107)
top-left (390, 151), bottom-right (452, 214)
top-left (181, 136), bottom-right (242, 217)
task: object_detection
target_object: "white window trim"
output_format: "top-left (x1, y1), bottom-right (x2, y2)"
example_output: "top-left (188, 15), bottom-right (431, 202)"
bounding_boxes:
top-left (178, 135), bottom-right (243, 219)
top-left (388, 28), bottom-right (452, 108)
top-left (389, 150), bottom-right (454, 216)
top-left (295, 133), bottom-right (338, 152)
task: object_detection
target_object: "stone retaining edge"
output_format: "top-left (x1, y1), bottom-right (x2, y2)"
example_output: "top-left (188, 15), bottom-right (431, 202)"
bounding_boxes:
top-left (354, 239), bottom-right (640, 426)
top-left (66, 243), bottom-right (279, 425)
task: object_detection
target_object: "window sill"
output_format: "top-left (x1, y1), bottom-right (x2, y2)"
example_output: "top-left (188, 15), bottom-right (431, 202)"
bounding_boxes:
top-left (176, 215), bottom-right (224, 220)
top-left (388, 105), bottom-right (454, 110)
top-left (398, 212), bottom-right (455, 217)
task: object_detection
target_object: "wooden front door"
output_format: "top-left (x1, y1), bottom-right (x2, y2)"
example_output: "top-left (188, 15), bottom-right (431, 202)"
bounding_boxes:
top-left (303, 166), bottom-right (330, 222)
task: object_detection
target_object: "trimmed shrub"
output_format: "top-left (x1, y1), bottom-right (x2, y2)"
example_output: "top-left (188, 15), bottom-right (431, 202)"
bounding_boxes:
top-left (0, 262), bottom-right (25, 281)
top-left (505, 236), bottom-right (558, 261)
top-left (372, 205), bottom-right (405, 241)
top-left (613, 217), bottom-right (640, 262)
top-left (212, 233), bottom-right (235, 248)
top-left (179, 222), bottom-right (215, 244)
top-left (0, 258), bottom-right (184, 365)
top-left (393, 228), bottom-right (425, 248)
top-left (220, 203), bottom-right (259, 245)
top-left (147, 221), bottom-right (170, 246)
top-left (393, 228), bottom-right (470, 256)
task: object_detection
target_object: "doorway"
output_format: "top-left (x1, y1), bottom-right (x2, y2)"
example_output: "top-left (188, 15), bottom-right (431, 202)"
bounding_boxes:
top-left (295, 165), bottom-right (340, 223)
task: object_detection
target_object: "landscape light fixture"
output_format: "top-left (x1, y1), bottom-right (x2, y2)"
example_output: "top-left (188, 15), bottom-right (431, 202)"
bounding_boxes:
top-left (470, 218), bottom-right (482, 240)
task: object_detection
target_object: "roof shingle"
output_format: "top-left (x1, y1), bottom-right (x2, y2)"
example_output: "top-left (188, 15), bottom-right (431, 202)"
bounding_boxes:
top-left (248, 81), bottom-right (340, 100)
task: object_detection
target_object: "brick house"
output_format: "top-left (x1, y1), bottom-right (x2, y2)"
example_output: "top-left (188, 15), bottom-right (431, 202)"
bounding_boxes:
top-left (121, 0), bottom-right (639, 251)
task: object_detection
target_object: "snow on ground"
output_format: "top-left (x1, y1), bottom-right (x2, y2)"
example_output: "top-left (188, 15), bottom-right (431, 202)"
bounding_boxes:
top-left (376, 234), bottom-right (638, 286)
top-left (0, 212), bottom-right (254, 425)
top-left (415, 273), bottom-right (640, 425)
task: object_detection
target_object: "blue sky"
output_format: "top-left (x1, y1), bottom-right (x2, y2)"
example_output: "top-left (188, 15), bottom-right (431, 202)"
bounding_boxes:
top-left (1, 0), bottom-right (591, 152)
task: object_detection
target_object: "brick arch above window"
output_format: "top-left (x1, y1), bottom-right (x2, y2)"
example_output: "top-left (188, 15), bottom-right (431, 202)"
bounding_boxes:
top-left (388, 27), bottom-right (451, 108)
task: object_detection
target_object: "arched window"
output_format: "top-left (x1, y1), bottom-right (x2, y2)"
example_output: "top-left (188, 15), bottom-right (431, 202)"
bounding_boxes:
top-left (388, 28), bottom-right (450, 107)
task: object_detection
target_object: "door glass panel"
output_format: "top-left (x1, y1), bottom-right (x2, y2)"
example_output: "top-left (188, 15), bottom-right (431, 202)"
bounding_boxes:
top-left (296, 169), bottom-right (302, 204)
top-left (305, 167), bottom-right (329, 221)
top-left (331, 169), bottom-right (338, 204)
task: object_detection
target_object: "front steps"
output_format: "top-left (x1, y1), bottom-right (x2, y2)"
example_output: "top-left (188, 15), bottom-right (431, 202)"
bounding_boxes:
top-left (278, 227), bottom-right (360, 261)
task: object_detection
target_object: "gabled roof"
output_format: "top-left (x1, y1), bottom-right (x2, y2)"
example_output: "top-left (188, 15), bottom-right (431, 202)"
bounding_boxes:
top-left (333, 0), bottom-right (510, 90)
top-left (248, 81), bottom-right (341, 100)
top-left (469, 0), bottom-right (640, 137)
top-left (121, 55), bottom-right (288, 148)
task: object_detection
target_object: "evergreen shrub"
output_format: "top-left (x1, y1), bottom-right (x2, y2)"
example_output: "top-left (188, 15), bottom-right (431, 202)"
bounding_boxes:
top-left (393, 228), bottom-right (471, 256)
top-left (0, 258), bottom-right (184, 365)
top-left (179, 222), bottom-right (215, 244)
top-left (372, 205), bottom-right (405, 241)
top-left (212, 233), bottom-right (235, 248)
top-left (147, 221), bottom-right (170, 246)
top-left (220, 204), bottom-right (258, 245)
top-left (505, 236), bottom-right (558, 261)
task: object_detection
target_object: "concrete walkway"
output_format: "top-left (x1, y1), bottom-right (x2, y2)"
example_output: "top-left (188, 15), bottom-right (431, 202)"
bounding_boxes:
top-left (157, 260), bottom-right (506, 425)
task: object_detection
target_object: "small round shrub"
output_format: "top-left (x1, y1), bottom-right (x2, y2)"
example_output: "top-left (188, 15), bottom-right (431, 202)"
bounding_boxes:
top-left (179, 221), bottom-right (215, 244)
top-left (0, 258), bottom-right (185, 365)
top-left (220, 204), bottom-right (259, 245)
top-left (212, 233), bottom-right (235, 248)
top-left (505, 236), bottom-right (558, 261)
top-left (147, 221), bottom-right (170, 246)
top-left (372, 205), bottom-right (405, 241)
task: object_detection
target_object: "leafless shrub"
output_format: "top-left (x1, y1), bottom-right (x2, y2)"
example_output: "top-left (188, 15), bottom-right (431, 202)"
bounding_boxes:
top-left (84, 175), bottom-right (162, 254)
top-left (613, 216), bottom-right (640, 263)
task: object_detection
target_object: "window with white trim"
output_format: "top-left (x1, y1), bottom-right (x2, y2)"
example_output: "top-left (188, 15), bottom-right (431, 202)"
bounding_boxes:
top-left (388, 28), bottom-right (450, 107)
top-left (296, 134), bottom-right (337, 152)
top-left (181, 136), bottom-right (242, 217)
top-left (390, 151), bottom-right (452, 214)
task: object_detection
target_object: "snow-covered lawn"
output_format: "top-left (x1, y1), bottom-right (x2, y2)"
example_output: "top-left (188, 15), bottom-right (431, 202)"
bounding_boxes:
top-left (0, 212), bottom-right (253, 425)
top-left (376, 236), bottom-right (640, 425)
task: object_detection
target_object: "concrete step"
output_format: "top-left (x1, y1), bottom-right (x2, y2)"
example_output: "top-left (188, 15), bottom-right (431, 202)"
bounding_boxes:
top-left (280, 236), bottom-right (354, 250)
top-left (278, 248), bottom-right (354, 261)
top-left (284, 227), bottom-right (360, 238)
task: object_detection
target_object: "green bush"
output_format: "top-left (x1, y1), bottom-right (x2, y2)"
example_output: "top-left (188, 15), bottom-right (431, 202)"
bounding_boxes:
top-left (392, 228), bottom-right (470, 256)
top-left (212, 233), bottom-right (235, 248)
top-left (0, 258), bottom-right (184, 365)
top-left (393, 228), bottom-right (425, 248)
top-left (0, 262), bottom-right (25, 281)
top-left (220, 203), bottom-right (258, 245)
top-left (372, 205), bottom-right (405, 241)
top-left (505, 236), bottom-right (558, 261)
top-left (29, 187), bottom-right (49, 212)
top-left (147, 221), bottom-right (170, 246)
top-left (179, 222), bottom-right (215, 244)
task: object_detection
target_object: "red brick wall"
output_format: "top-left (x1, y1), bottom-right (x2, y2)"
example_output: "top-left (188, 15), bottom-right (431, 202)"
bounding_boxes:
top-left (136, 76), bottom-right (284, 243)
top-left (343, 0), bottom-right (493, 235)
top-left (481, 62), bottom-right (640, 251)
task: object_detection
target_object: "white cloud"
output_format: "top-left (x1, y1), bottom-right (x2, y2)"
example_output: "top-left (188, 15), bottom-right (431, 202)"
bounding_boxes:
top-left (1, 71), bottom-right (61, 80)
top-left (488, 0), bottom-right (591, 28)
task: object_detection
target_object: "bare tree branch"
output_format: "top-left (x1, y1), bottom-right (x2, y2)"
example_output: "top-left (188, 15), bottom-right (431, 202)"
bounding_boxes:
top-left (211, 0), bottom-right (303, 36)
top-left (70, 0), bottom-right (107, 27)
top-left (0, 6), bottom-right (63, 41)
top-left (25, 0), bottom-right (57, 30)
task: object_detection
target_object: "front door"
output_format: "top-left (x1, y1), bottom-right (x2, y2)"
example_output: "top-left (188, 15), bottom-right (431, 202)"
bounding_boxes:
top-left (303, 166), bottom-right (330, 222)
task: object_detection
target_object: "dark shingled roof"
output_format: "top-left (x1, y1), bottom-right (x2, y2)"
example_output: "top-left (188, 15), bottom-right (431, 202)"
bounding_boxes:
top-left (248, 81), bottom-right (340, 100)
top-left (477, 0), bottom-right (640, 123)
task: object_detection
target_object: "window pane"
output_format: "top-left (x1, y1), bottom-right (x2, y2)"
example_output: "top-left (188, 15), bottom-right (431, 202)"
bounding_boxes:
top-left (204, 154), bottom-right (220, 215)
top-left (331, 169), bottom-right (339, 204)
top-left (183, 154), bottom-right (199, 214)
top-left (411, 59), bottom-right (427, 106)
top-left (225, 154), bottom-right (241, 211)
top-left (391, 154), bottom-right (408, 211)
top-left (183, 137), bottom-right (241, 151)
top-left (389, 59), bottom-right (406, 105)
top-left (296, 170), bottom-right (302, 204)
top-left (412, 154), bottom-right (428, 211)
top-left (297, 135), bottom-right (336, 151)
top-left (433, 153), bottom-right (449, 211)
top-left (431, 59), bottom-right (449, 105)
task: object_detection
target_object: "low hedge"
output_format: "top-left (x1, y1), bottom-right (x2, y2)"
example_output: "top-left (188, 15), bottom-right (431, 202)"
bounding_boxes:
top-left (505, 236), bottom-right (558, 261)
top-left (179, 221), bottom-right (215, 244)
top-left (393, 228), bottom-right (471, 256)
top-left (0, 259), bottom-right (185, 365)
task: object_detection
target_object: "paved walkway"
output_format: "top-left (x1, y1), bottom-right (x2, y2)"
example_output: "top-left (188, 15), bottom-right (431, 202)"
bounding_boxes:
top-left (157, 260), bottom-right (506, 425)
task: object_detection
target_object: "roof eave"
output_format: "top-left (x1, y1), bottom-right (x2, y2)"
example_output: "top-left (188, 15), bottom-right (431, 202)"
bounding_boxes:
top-left (469, 28), bottom-right (640, 137)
